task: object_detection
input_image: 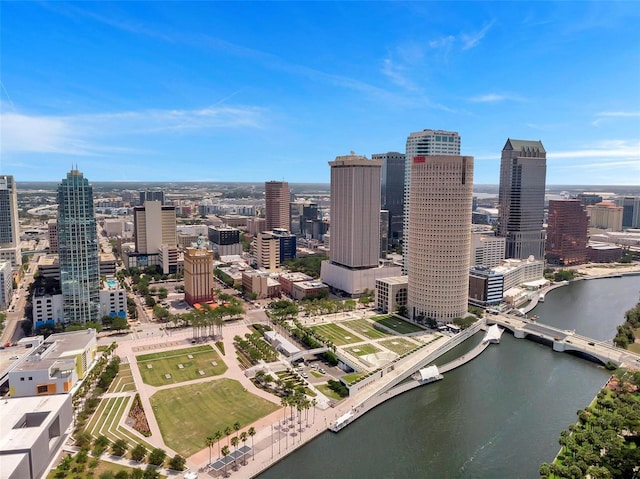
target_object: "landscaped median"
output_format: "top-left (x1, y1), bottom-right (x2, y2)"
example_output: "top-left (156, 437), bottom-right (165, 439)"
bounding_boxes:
top-left (136, 345), bottom-right (227, 386)
top-left (150, 378), bottom-right (279, 457)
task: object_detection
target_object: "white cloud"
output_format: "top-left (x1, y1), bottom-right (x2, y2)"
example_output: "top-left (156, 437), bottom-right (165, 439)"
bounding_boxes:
top-left (468, 93), bottom-right (527, 103)
top-left (428, 35), bottom-right (456, 49)
top-left (381, 58), bottom-right (418, 91)
top-left (592, 111), bottom-right (640, 126)
top-left (550, 140), bottom-right (640, 160)
top-left (0, 105), bottom-right (267, 156)
top-left (461, 21), bottom-right (495, 50)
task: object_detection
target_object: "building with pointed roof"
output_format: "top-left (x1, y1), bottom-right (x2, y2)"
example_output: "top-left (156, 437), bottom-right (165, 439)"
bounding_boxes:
top-left (498, 139), bottom-right (547, 260)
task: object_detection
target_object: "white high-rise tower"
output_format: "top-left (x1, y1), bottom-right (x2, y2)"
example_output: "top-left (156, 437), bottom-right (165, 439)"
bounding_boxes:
top-left (403, 130), bottom-right (460, 272)
top-left (407, 155), bottom-right (474, 321)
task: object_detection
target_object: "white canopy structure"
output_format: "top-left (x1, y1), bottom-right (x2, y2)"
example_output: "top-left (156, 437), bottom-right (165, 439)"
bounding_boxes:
top-left (484, 324), bottom-right (504, 344)
top-left (414, 365), bottom-right (441, 382)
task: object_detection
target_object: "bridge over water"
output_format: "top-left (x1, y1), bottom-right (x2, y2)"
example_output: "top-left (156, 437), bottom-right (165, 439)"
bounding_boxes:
top-left (486, 315), bottom-right (640, 368)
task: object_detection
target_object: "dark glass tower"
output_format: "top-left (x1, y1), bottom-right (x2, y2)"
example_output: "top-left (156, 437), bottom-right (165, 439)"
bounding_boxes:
top-left (498, 139), bottom-right (547, 259)
top-left (58, 169), bottom-right (100, 323)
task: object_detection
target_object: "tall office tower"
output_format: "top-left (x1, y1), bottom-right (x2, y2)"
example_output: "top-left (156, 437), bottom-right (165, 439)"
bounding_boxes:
top-left (57, 169), bottom-right (100, 323)
top-left (407, 155), bottom-right (474, 321)
top-left (265, 181), bottom-right (290, 231)
top-left (372, 152), bottom-right (405, 247)
top-left (183, 247), bottom-right (215, 306)
top-left (328, 155), bottom-right (381, 268)
top-left (0, 175), bottom-right (21, 268)
top-left (546, 200), bottom-right (588, 266)
top-left (615, 196), bottom-right (640, 228)
top-left (320, 154), bottom-right (401, 295)
top-left (380, 210), bottom-right (389, 259)
top-left (403, 130), bottom-right (460, 271)
top-left (498, 139), bottom-right (547, 259)
top-left (133, 201), bottom-right (177, 254)
top-left (139, 190), bottom-right (165, 205)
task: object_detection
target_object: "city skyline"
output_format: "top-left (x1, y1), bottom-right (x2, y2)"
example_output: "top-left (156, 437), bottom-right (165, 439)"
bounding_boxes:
top-left (1, 2), bottom-right (639, 185)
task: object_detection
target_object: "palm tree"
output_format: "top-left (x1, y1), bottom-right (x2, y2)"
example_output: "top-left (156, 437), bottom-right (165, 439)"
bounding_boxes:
top-left (239, 432), bottom-right (248, 464)
top-left (213, 430), bottom-right (222, 459)
top-left (311, 398), bottom-right (317, 424)
top-left (248, 427), bottom-right (256, 460)
top-left (233, 421), bottom-right (241, 440)
top-left (205, 435), bottom-right (215, 464)
top-left (224, 426), bottom-right (232, 447)
top-left (230, 436), bottom-right (239, 468)
top-left (221, 445), bottom-right (230, 477)
top-left (280, 396), bottom-right (289, 422)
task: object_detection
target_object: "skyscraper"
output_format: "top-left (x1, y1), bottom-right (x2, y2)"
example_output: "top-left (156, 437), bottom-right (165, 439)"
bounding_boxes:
top-left (320, 154), bottom-right (402, 295)
top-left (57, 169), bottom-right (100, 324)
top-left (407, 155), bottom-right (474, 321)
top-left (131, 200), bottom-right (178, 274)
top-left (0, 175), bottom-right (21, 268)
top-left (265, 181), bottom-right (290, 231)
top-left (403, 130), bottom-right (460, 271)
top-left (183, 247), bottom-right (215, 306)
top-left (546, 200), bottom-right (588, 265)
top-left (498, 139), bottom-right (547, 259)
top-left (372, 152), bottom-right (405, 247)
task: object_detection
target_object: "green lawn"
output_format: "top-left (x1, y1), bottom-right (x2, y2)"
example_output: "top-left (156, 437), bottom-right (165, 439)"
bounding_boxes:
top-left (628, 342), bottom-right (640, 354)
top-left (379, 337), bottom-right (420, 355)
top-left (343, 319), bottom-right (390, 340)
top-left (342, 372), bottom-right (366, 385)
top-left (346, 343), bottom-right (382, 357)
top-left (310, 370), bottom-right (323, 378)
top-left (316, 383), bottom-right (343, 400)
top-left (372, 315), bottom-right (425, 334)
top-left (310, 323), bottom-right (365, 346)
top-left (47, 458), bottom-right (166, 479)
top-left (150, 378), bottom-right (279, 457)
top-left (136, 345), bottom-right (227, 386)
top-left (107, 364), bottom-right (136, 393)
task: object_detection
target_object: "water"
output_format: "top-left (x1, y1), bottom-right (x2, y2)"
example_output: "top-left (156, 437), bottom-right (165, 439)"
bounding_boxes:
top-left (259, 275), bottom-right (639, 479)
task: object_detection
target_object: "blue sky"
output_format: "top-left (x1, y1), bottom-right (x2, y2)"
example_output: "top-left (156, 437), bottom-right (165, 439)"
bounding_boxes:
top-left (1, 1), bottom-right (639, 184)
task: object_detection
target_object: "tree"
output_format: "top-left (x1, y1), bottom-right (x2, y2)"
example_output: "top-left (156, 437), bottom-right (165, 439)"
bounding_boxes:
top-left (130, 444), bottom-right (147, 462)
top-left (111, 438), bottom-right (128, 456)
top-left (74, 430), bottom-right (93, 449)
top-left (115, 471), bottom-right (129, 479)
top-left (224, 426), bottom-right (232, 447)
top-left (168, 454), bottom-right (186, 471)
top-left (205, 435), bottom-right (215, 464)
top-left (111, 316), bottom-right (129, 332)
top-left (231, 436), bottom-right (239, 467)
top-left (221, 445), bottom-right (230, 476)
top-left (248, 427), bottom-right (256, 460)
top-left (142, 465), bottom-right (160, 479)
top-left (214, 430), bottom-right (223, 459)
top-left (148, 448), bottom-right (166, 466)
top-left (240, 432), bottom-right (248, 465)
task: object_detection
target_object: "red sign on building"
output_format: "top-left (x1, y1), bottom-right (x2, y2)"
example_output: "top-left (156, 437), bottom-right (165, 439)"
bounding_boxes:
top-left (413, 156), bottom-right (426, 163)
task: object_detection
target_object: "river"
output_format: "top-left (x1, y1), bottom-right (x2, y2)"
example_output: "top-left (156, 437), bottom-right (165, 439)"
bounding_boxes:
top-left (258, 275), bottom-right (640, 479)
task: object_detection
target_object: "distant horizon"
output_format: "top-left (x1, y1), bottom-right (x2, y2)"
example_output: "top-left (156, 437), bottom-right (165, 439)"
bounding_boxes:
top-left (1, 2), bottom-right (638, 184)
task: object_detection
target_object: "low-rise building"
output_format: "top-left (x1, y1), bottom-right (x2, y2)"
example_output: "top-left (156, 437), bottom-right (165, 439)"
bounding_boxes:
top-left (278, 272), bottom-right (313, 296)
top-left (375, 275), bottom-right (408, 314)
top-left (493, 257), bottom-right (545, 292)
top-left (291, 280), bottom-right (329, 300)
top-left (586, 243), bottom-right (623, 263)
top-left (242, 271), bottom-right (281, 299)
top-left (99, 278), bottom-right (127, 319)
top-left (0, 394), bottom-right (73, 479)
top-left (8, 329), bottom-right (97, 397)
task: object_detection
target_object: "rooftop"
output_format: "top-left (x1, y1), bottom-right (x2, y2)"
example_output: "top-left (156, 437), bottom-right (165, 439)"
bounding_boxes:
top-left (504, 138), bottom-right (546, 153)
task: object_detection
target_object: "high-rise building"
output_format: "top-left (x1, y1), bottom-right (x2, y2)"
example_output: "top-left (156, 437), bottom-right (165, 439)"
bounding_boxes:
top-left (587, 201), bottom-right (623, 231)
top-left (407, 155), bottom-right (474, 321)
top-left (615, 196), bottom-right (640, 229)
top-left (183, 247), bottom-right (215, 306)
top-left (133, 201), bottom-right (177, 254)
top-left (47, 219), bottom-right (59, 253)
top-left (139, 190), bottom-right (165, 205)
top-left (328, 154), bottom-right (381, 268)
top-left (271, 228), bottom-right (297, 263)
top-left (321, 154), bottom-right (402, 295)
top-left (470, 230), bottom-right (506, 268)
top-left (0, 175), bottom-right (21, 268)
top-left (265, 181), bottom-right (290, 231)
top-left (0, 261), bottom-right (12, 310)
top-left (546, 200), bottom-right (588, 265)
top-left (254, 232), bottom-right (280, 271)
top-left (498, 139), bottom-right (547, 259)
top-left (57, 169), bottom-right (100, 324)
top-left (403, 130), bottom-right (460, 271)
top-left (373, 152), bottom-right (405, 247)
